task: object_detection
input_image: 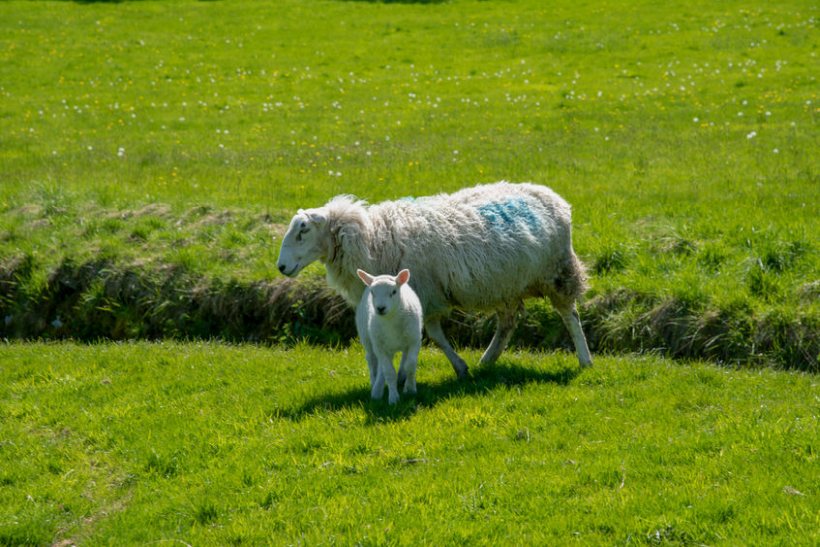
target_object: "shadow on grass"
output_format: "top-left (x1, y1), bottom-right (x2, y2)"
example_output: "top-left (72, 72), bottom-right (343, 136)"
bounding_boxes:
top-left (278, 360), bottom-right (581, 423)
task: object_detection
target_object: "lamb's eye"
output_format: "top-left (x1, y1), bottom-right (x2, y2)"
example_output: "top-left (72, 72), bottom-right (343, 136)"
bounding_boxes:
top-left (391, 289), bottom-right (397, 296)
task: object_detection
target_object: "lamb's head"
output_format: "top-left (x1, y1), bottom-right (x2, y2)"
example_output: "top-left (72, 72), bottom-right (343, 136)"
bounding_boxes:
top-left (357, 269), bottom-right (411, 317)
top-left (277, 207), bottom-right (328, 277)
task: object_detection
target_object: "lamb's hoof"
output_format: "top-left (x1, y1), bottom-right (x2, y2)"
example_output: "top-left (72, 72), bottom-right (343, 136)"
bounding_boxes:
top-left (456, 366), bottom-right (470, 381)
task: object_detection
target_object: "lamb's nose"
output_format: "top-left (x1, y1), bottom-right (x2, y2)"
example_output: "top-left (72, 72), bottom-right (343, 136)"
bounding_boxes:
top-left (278, 264), bottom-right (286, 273)
top-left (376, 306), bottom-right (386, 315)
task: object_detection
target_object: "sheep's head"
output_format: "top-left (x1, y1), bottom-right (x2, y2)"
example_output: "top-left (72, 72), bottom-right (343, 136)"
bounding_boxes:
top-left (357, 269), bottom-right (411, 317)
top-left (277, 208), bottom-right (327, 277)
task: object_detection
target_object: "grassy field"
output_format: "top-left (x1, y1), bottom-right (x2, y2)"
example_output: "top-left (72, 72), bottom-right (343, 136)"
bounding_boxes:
top-left (0, 0), bottom-right (817, 367)
top-left (1, 342), bottom-right (817, 545)
top-left (0, 1), bottom-right (818, 542)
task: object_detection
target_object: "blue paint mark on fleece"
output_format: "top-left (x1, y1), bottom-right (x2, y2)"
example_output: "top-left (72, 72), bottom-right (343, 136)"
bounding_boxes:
top-left (477, 198), bottom-right (540, 232)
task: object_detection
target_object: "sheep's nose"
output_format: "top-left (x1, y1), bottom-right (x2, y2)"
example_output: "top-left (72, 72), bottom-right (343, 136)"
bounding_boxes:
top-left (376, 306), bottom-right (386, 315)
top-left (278, 264), bottom-right (286, 273)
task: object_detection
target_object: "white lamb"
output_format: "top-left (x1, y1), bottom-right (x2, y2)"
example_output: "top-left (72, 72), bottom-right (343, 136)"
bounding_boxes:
top-left (355, 268), bottom-right (422, 405)
top-left (277, 181), bottom-right (592, 379)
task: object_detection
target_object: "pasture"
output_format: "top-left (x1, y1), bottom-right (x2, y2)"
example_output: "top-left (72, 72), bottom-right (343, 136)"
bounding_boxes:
top-left (1, 342), bottom-right (817, 545)
top-left (0, 0), bottom-right (817, 367)
top-left (0, 0), bottom-right (818, 543)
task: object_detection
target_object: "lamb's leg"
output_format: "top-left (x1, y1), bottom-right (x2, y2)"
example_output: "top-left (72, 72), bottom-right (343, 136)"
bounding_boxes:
top-left (552, 299), bottom-right (593, 368)
top-left (398, 343), bottom-right (420, 396)
top-left (478, 304), bottom-right (521, 367)
top-left (377, 352), bottom-right (400, 405)
top-left (369, 345), bottom-right (387, 400)
top-left (363, 340), bottom-right (380, 389)
top-left (425, 318), bottom-right (469, 380)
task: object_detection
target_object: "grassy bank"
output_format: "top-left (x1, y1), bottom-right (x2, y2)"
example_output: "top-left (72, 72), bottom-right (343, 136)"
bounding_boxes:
top-left (1, 342), bottom-right (817, 544)
top-left (1, 198), bottom-right (817, 369)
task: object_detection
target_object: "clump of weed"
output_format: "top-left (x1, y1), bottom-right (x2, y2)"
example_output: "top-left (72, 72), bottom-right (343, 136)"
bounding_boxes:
top-left (593, 245), bottom-right (630, 275)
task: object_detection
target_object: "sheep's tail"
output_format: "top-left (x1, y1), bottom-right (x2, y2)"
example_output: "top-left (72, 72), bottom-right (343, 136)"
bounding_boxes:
top-left (559, 251), bottom-right (589, 302)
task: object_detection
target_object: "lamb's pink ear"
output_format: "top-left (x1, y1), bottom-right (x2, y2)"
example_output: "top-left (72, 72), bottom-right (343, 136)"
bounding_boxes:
top-left (357, 269), bottom-right (374, 287)
top-left (396, 269), bottom-right (410, 286)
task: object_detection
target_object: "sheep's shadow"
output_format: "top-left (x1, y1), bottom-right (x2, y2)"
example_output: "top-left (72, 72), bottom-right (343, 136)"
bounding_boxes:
top-left (278, 359), bottom-right (582, 423)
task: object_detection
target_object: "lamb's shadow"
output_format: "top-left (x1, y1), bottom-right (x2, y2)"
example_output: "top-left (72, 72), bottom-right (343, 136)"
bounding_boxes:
top-left (278, 360), bottom-right (581, 423)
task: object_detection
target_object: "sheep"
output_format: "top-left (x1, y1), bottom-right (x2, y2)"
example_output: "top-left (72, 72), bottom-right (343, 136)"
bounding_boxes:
top-left (277, 181), bottom-right (592, 379)
top-left (355, 268), bottom-right (423, 404)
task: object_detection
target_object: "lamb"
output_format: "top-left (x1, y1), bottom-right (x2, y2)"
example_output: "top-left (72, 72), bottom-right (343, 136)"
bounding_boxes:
top-left (276, 181), bottom-right (593, 379)
top-left (355, 268), bottom-right (423, 405)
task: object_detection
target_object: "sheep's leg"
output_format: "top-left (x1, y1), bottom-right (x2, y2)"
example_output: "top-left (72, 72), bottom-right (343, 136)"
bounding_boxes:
top-left (398, 343), bottom-right (420, 396)
top-left (553, 299), bottom-right (593, 368)
top-left (377, 352), bottom-right (400, 405)
top-left (479, 304), bottom-right (521, 367)
top-left (425, 318), bottom-right (469, 380)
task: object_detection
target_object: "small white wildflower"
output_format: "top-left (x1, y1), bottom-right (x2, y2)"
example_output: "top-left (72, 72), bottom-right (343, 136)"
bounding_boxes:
top-left (117, 147), bottom-right (125, 157)
top-left (773, 148), bottom-right (779, 154)
top-left (693, 117), bottom-right (699, 123)
top-left (747, 131), bottom-right (757, 139)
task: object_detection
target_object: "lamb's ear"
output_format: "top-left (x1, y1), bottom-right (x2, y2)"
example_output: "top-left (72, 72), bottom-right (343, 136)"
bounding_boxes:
top-left (357, 269), bottom-right (374, 287)
top-left (396, 269), bottom-right (410, 286)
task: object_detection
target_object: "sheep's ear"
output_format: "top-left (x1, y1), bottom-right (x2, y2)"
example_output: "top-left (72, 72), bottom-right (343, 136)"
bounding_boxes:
top-left (396, 269), bottom-right (410, 286)
top-left (357, 269), bottom-right (374, 287)
top-left (306, 209), bottom-right (327, 226)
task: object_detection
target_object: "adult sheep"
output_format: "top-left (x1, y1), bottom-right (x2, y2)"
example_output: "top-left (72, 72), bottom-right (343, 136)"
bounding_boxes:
top-left (276, 181), bottom-right (592, 379)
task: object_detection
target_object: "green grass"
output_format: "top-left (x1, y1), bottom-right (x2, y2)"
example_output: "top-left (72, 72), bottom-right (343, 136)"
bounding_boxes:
top-left (0, 342), bottom-right (817, 545)
top-left (0, 0), bottom-right (817, 368)
top-left (1, 1), bottom-right (817, 543)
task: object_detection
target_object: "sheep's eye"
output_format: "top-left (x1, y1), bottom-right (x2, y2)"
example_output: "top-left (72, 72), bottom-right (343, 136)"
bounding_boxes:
top-left (391, 289), bottom-right (397, 296)
top-left (295, 224), bottom-right (309, 242)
